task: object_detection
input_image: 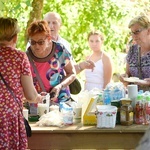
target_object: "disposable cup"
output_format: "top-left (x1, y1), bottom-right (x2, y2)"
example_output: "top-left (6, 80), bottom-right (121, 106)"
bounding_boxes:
top-left (38, 103), bottom-right (49, 117)
top-left (23, 109), bottom-right (28, 121)
top-left (73, 107), bottom-right (82, 119)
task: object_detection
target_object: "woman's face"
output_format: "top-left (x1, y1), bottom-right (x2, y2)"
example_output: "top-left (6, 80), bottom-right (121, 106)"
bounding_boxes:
top-left (130, 23), bottom-right (149, 45)
top-left (29, 33), bottom-right (50, 57)
top-left (88, 34), bottom-right (103, 52)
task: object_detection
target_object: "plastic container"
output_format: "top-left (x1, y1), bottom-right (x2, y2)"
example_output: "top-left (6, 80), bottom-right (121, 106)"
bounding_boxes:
top-left (144, 96), bottom-right (150, 124)
top-left (96, 105), bottom-right (117, 128)
top-left (135, 94), bottom-right (144, 124)
top-left (38, 93), bottom-right (50, 117)
top-left (28, 115), bottom-right (39, 122)
top-left (111, 100), bottom-right (121, 124)
top-left (120, 99), bottom-right (133, 126)
top-left (61, 103), bottom-right (74, 125)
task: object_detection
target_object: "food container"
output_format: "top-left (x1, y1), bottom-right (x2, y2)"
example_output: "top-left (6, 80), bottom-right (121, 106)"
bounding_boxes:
top-left (38, 93), bottom-right (50, 117)
top-left (111, 100), bottom-right (121, 124)
top-left (23, 109), bottom-right (28, 121)
top-left (96, 105), bottom-right (117, 128)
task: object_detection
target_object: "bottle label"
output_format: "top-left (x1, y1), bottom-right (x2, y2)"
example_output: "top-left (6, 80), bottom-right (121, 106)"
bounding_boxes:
top-left (120, 110), bottom-right (126, 121)
top-left (146, 107), bottom-right (150, 114)
top-left (129, 112), bottom-right (133, 121)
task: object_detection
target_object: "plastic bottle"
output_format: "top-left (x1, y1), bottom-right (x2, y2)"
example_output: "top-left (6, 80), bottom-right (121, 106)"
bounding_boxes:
top-left (103, 89), bottom-right (111, 105)
top-left (135, 94), bottom-right (144, 124)
top-left (120, 100), bottom-right (133, 125)
top-left (96, 93), bottom-right (103, 105)
top-left (145, 96), bottom-right (150, 125)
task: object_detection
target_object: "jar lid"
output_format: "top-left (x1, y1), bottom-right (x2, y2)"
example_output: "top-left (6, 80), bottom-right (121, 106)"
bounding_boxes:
top-left (120, 98), bottom-right (131, 101)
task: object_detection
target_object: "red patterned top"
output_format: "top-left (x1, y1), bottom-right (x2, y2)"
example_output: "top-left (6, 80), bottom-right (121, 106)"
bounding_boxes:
top-left (0, 46), bottom-right (31, 149)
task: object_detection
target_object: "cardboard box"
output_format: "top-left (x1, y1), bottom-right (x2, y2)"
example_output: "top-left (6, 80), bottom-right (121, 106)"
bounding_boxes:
top-left (82, 97), bottom-right (97, 125)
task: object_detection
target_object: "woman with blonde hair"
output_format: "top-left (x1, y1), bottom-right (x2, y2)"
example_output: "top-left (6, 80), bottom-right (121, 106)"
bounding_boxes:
top-left (0, 17), bottom-right (42, 149)
top-left (84, 30), bottom-right (113, 91)
top-left (120, 15), bottom-right (150, 91)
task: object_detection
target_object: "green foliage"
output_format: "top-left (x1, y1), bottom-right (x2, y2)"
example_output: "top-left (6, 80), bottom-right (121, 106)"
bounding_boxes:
top-left (0, 0), bottom-right (150, 75)
top-left (0, 0), bottom-right (33, 50)
top-left (43, 0), bottom-right (149, 74)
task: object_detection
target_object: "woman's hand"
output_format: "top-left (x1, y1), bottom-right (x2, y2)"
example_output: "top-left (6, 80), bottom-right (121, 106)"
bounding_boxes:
top-left (119, 73), bottom-right (128, 83)
top-left (35, 94), bottom-right (44, 103)
top-left (136, 78), bottom-right (150, 86)
top-left (80, 60), bottom-right (95, 71)
top-left (23, 93), bottom-right (44, 103)
top-left (50, 84), bottom-right (62, 102)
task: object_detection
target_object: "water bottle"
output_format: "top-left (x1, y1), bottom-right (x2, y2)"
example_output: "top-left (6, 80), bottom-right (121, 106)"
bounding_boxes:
top-left (103, 89), bottom-right (111, 105)
top-left (96, 93), bottom-right (103, 105)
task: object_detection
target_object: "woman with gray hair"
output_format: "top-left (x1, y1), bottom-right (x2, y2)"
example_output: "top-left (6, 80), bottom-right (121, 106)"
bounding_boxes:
top-left (120, 15), bottom-right (150, 91)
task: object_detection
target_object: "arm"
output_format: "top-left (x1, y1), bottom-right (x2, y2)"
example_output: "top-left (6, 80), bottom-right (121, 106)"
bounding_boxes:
top-left (143, 78), bottom-right (150, 86)
top-left (136, 78), bottom-right (150, 86)
top-left (103, 54), bottom-right (113, 89)
top-left (74, 60), bottom-right (95, 74)
top-left (61, 60), bottom-right (76, 87)
top-left (119, 63), bottom-right (130, 87)
top-left (50, 60), bottom-right (76, 101)
top-left (21, 75), bottom-right (42, 103)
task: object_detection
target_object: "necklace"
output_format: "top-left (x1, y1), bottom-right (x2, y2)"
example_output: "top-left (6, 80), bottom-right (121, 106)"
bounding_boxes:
top-left (29, 42), bottom-right (55, 62)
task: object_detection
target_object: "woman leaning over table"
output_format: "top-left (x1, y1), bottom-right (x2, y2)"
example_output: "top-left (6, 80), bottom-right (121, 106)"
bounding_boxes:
top-left (26, 20), bottom-right (76, 103)
top-left (120, 15), bottom-right (150, 91)
top-left (84, 30), bottom-right (113, 91)
top-left (0, 17), bottom-right (42, 149)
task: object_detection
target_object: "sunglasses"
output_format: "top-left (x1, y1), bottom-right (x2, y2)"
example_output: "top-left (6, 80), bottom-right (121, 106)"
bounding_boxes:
top-left (129, 28), bottom-right (145, 35)
top-left (29, 37), bottom-right (47, 45)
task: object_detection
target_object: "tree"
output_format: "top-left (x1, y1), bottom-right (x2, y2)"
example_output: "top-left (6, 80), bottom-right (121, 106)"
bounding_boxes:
top-left (0, 0), bottom-right (150, 74)
top-left (25, 0), bottom-right (44, 43)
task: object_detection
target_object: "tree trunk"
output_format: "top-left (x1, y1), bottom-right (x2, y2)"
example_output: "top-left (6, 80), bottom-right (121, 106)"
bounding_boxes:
top-left (25, 0), bottom-right (44, 44)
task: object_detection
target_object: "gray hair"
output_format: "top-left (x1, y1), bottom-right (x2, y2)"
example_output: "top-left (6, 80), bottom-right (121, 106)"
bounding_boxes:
top-left (128, 15), bottom-right (150, 29)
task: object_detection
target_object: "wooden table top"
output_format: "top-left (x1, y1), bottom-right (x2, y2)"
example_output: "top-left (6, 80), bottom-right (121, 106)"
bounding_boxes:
top-left (30, 122), bottom-right (150, 133)
top-left (28, 122), bottom-right (150, 149)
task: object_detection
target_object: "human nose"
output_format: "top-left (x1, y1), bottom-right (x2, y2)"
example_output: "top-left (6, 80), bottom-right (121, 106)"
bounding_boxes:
top-left (93, 42), bottom-right (97, 45)
top-left (49, 22), bottom-right (53, 28)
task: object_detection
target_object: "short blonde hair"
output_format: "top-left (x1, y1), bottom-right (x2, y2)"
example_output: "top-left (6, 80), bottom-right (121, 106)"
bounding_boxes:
top-left (87, 30), bottom-right (104, 41)
top-left (0, 17), bottom-right (20, 41)
top-left (128, 15), bottom-right (150, 29)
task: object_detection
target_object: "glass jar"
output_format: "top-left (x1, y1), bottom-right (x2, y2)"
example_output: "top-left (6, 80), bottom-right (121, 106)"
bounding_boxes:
top-left (120, 99), bottom-right (133, 125)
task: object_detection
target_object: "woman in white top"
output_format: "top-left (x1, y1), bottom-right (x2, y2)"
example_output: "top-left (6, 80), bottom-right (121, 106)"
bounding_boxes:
top-left (84, 30), bottom-right (113, 91)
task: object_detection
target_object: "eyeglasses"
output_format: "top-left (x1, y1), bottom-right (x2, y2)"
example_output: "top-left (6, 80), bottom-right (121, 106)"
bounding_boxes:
top-left (129, 28), bottom-right (145, 35)
top-left (29, 37), bottom-right (47, 45)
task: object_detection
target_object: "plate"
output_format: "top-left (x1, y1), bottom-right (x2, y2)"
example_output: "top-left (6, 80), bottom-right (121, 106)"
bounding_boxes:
top-left (124, 77), bottom-right (139, 83)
